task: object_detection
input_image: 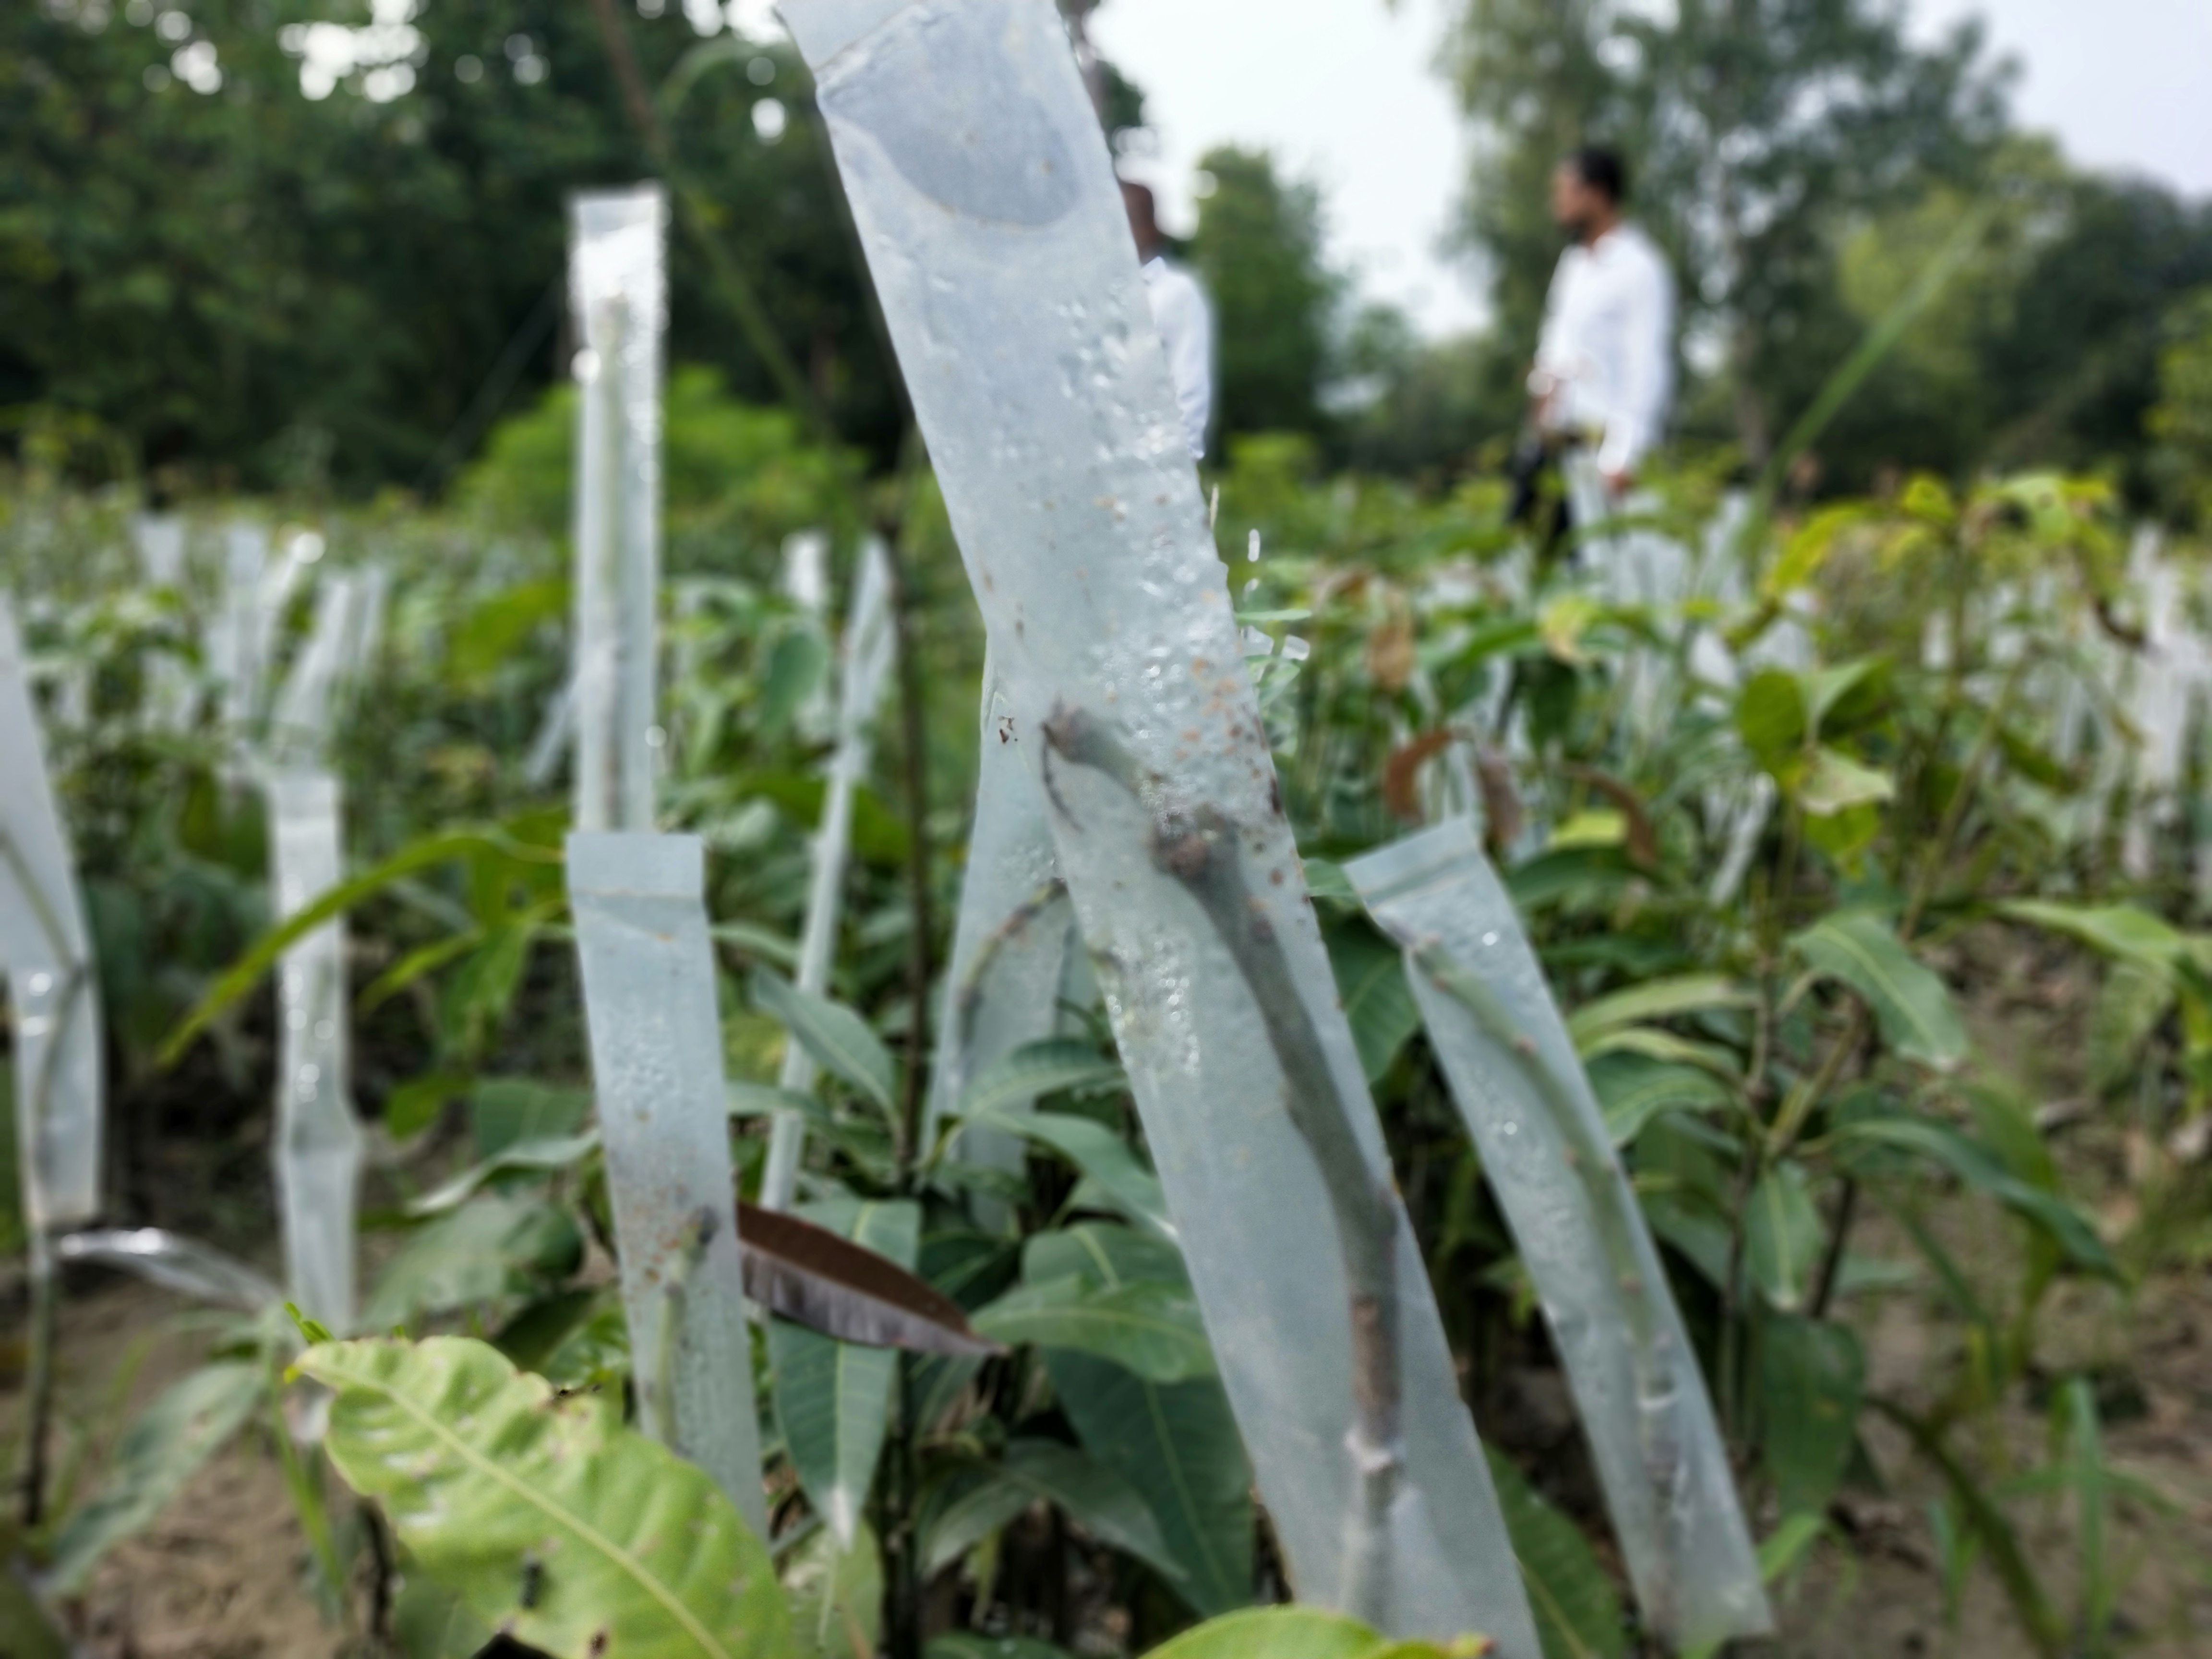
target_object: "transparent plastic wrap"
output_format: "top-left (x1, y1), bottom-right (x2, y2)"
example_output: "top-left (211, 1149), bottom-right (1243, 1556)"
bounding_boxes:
top-left (267, 769), bottom-right (363, 1331)
top-left (787, 3), bottom-right (1538, 1644)
top-left (1347, 819), bottom-right (1771, 1651)
top-left (923, 645), bottom-right (1074, 1213)
top-left (568, 185), bottom-right (667, 831)
top-left (131, 515), bottom-right (199, 733)
top-left (0, 597), bottom-right (104, 1233)
top-left (762, 540), bottom-right (898, 1209)
top-left (58, 1228), bottom-right (281, 1313)
top-left (567, 832), bottom-right (767, 1535)
top-left (209, 521), bottom-right (269, 737)
top-left (268, 574), bottom-right (362, 762)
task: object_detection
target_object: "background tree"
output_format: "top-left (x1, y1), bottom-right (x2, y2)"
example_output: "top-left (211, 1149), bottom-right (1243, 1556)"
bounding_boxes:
top-left (1188, 146), bottom-right (1338, 445)
top-left (1443, 0), bottom-right (2010, 465)
top-left (0, 0), bottom-right (902, 494)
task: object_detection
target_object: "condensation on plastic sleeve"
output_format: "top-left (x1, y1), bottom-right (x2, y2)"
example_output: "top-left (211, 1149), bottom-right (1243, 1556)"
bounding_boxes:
top-left (0, 597), bottom-right (105, 1234)
top-left (568, 185), bottom-right (666, 832)
top-left (760, 540), bottom-right (899, 1210)
top-left (786, 3), bottom-right (1540, 1647)
top-left (267, 768), bottom-right (364, 1333)
top-left (921, 645), bottom-right (1074, 1226)
top-left (567, 831), bottom-right (767, 1536)
top-left (1347, 819), bottom-right (1772, 1650)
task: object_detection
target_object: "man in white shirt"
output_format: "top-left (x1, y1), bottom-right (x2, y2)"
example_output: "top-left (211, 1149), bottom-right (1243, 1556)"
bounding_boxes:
top-left (1527, 147), bottom-right (1675, 501)
top-left (1122, 180), bottom-right (1214, 460)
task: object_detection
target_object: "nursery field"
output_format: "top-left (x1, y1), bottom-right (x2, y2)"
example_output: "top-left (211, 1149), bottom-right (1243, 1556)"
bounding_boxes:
top-left (8, 2), bottom-right (2212, 1659)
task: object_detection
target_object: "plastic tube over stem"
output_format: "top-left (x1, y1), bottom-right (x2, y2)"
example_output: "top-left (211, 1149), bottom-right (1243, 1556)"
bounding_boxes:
top-left (1348, 819), bottom-right (1772, 1650)
top-left (784, 3), bottom-right (1538, 1645)
top-left (568, 832), bottom-right (767, 1535)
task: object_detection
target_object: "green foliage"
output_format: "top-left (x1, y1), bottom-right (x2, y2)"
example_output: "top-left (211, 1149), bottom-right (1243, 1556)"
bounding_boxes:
top-left (44, 1362), bottom-right (264, 1593)
top-left (457, 366), bottom-right (852, 568)
top-left (1189, 147), bottom-right (1339, 442)
top-left (301, 1335), bottom-right (797, 1659)
top-left (1483, 1451), bottom-right (1627, 1659)
top-left (0, 2), bottom-right (903, 491)
top-left (770, 1199), bottom-right (917, 1547)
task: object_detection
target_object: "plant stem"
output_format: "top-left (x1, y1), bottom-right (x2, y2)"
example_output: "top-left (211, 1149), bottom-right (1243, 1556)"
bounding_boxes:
top-left (19, 1230), bottom-right (54, 1527)
top-left (1808, 1176), bottom-right (1859, 1321)
top-left (882, 538), bottom-right (934, 1182)
top-left (1041, 704), bottom-right (1402, 1626)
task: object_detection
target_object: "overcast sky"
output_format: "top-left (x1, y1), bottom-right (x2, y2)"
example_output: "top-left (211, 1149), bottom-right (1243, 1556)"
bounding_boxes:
top-left (1087, 0), bottom-right (2212, 339)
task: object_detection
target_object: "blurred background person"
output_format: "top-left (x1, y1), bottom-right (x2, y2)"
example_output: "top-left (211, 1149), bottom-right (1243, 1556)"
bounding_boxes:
top-left (1510, 146), bottom-right (1675, 550)
top-left (1123, 178), bottom-right (1215, 459)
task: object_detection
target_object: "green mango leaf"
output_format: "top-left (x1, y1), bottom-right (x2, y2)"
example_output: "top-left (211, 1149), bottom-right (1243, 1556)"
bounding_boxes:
top-left (472, 1076), bottom-right (594, 1158)
top-left (1756, 1511), bottom-right (1828, 1585)
top-left (957, 1107), bottom-right (1173, 1241)
top-left (493, 1287), bottom-right (612, 1377)
top-left (1022, 1220), bottom-right (1190, 1292)
top-left (1023, 1226), bottom-right (1252, 1616)
top-left (1585, 1053), bottom-right (1734, 1147)
top-left (1564, 974), bottom-right (1751, 1053)
top-left (1803, 657), bottom-right (1891, 736)
top-left (1752, 1159), bottom-right (1822, 1318)
top-left (772, 1200), bottom-right (918, 1548)
top-left (1793, 748), bottom-right (1894, 817)
top-left (1325, 922), bottom-right (1424, 1082)
top-left (1735, 668), bottom-right (1808, 773)
top-left (1301, 857), bottom-right (1359, 904)
top-left (407, 1131), bottom-right (601, 1217)
top-left (1790, 910), bottom-right (1967, 1070)
top-left (300, 1336), bottom-right (795, 1659)
top-left (917, 1462), bottom-right (1035, 1578)
top-left (361, 1193), bottom-right (583, 1330)
top-left (390, 1574), bottom-right (499, 1659)
top-left (1746, 1163), bottom-right (1824, 1312)
top-left (919, 1440), bottom-right (1183, 1590)
top-left (1757, 1315), bottom-right (1865, 1520)
top-left (760, 626), bottom-right (830, 735)
top-left (1997, 900), bottom-right (2186, 971)
top-left (46, 1362), bottom-right (264, 1593)
top-left (972, 1274), bottom-right (1216, 1383)
top-left (1835, 1116), bottom-right (2116, 1277)
top-left (751, 967), bottom-right (898, 1117)
top-left (1485, 1449), bottom-right (1627, 1659)
top-left (782, 1517), bottom-right (883, 1659)
top-left (158, 825), bottom-right (560, 1067)
top-left (384, 1070), bottom-right (474, 1141)
top-left (1146, 1603), bottom-right (1487, 1658)
top-left (953, 1039), bottom-right (1125, 1120)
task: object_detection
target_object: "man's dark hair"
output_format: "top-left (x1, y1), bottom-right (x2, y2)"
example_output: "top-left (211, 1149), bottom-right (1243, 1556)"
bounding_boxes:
top-left (1565, 146), bottom-right (1627, 205)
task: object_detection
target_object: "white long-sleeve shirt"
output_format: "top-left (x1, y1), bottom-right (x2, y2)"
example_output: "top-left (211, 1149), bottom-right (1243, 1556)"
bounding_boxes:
top-left (1142, 254), bottom-right (1213, 459)
top-left (1532, 222), bottom-right (1675, 477)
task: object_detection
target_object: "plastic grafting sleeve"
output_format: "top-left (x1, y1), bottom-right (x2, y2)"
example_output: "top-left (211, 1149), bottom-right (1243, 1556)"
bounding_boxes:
top-left (268, 575), bottom-right (361, 763)
top-left (923, 643), bottom-right (1075, 1218)
top-left (0, 597), bottom-right (104, 1233)
top-left (1347, 818), bottom-right (1772, 1649)
top-left (568, 185), bottom-right (666, 832)
top-left (132, 516), bottom-right (200, 734)
top-left (762, 540), bottom-right (899, 1209)
top-left (58, 1228), bottom-right (281, 1313)
top-left (567, 832), bottom-right (767, 1536)
top-left (785, 2), bottom-right (1539, 1646)
top-left (267, 769), bottom-right (364, 1332)
top-left (212, 522), bottom-right (268, 737)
